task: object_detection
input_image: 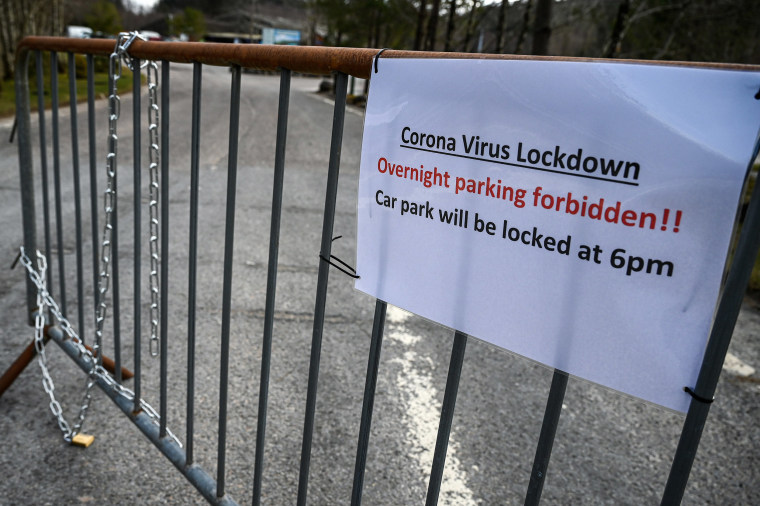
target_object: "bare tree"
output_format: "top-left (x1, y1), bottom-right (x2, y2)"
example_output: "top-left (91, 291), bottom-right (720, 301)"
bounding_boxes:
top-left (424, 0), bottom-right (441, 50)
top-left (461, 0), bottom-right (481, 52)
top-left (513, 0), bottom-right (532, 53)
top-left (413, 0), bottom-right (427, 50)
top-left (606, 0), bottom-right (691, 59)
top-left (0, 0), bottom-right (62, 82)
top-left (443, 0), bottom-right (456, 51)
top-left (494, 0), bottom-right (508, 53)
top-left (603, 0), bottom-right (630, 57)
top-left (531, 0), bottom-right (552, 55)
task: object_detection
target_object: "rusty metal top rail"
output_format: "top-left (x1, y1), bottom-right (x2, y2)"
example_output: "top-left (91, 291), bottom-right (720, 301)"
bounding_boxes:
top-left (16, 36), bottom-right (760, 80)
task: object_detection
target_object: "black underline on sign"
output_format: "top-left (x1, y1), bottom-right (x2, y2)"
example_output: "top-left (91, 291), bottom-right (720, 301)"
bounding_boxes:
top-left (399, 144), bottom-right (640, 187)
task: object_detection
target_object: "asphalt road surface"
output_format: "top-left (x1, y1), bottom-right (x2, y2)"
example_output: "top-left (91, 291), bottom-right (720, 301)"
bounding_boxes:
top-left (0, 64), bottom-right (757, 505)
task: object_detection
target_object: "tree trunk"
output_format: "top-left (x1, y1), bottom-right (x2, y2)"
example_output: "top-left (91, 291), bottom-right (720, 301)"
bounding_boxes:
top-left (424, 0), bottom-right (441, 50)
top-left (374, 6), bottom-right (383, 48)
top-left (513, 0), bottom-right (532, 54)
top-left (0, 0), bottom-right (58, 81)
top-left (52, 0), bottom-right (60, 36)
top-left (414, 0), bottom-right (427, 51)
top-left (603, 0), bottom-right (630, 58)
top-left (494, 0), bottom-right (508, 53)
top-left (531, 0), bottom-right (552, 55)
top-left (0, 0), bottom-right (17, 82)
top-left (444, 0), bottom-right (457, 52)
top-left (0, 0), bottom-right (8, 81)
top-left (462, 0), bottom-right (481, 52)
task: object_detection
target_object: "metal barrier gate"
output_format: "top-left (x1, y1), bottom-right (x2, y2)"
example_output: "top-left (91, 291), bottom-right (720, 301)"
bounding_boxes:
top-left (4, 36), bottom-right (760, 505)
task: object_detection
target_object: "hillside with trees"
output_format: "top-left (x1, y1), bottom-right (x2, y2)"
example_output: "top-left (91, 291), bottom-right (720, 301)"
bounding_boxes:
top-left (1, 0), bottom-right (758, 86)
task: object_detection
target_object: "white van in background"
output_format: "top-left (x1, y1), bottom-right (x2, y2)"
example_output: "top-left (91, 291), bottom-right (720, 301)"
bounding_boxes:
top-left (66, 25), bottom-right (93, 38)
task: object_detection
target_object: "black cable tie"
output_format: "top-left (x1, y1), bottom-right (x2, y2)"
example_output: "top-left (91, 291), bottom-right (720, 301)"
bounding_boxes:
top-left (755, 87), bottom-right (760, 100)
top-left (329, 254), bottom-right (356, 274)
top-left (10, 250), bottom-right (21, 270)
top-left (319, 235), bottom-right (360, 279)
top-left (374, 48), bottom-right (389, 74)
top-left (319, 254), bottom-right (360, 279)
top-left (9, 116), bottom-right (17, 143)
top-left (683, 386), bottom-right (714, 404)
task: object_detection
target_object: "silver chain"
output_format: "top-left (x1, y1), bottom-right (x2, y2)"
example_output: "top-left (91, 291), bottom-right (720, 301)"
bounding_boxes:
top-left (19, 247), bottom-right (182, 447)
top-left (31, 251), bottom-right (73, 439)
top-left (96, 32), bottom-right (161, 361)
top-left (93, 34), bottom-right (127, 366)
top-left (147, 59), bottom-right (161, 357)
top-left (26, 249), bottom-right (98, 442)
top-left (21, 32), bottom-right (174, 446)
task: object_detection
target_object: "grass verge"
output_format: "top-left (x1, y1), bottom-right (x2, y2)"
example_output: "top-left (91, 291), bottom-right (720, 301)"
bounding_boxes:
top-left (0, 53), bottom-right (135, 118)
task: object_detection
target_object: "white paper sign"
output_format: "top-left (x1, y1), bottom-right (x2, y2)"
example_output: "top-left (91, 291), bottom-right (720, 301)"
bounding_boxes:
top-left (355, 58), bottom-right (760, 412)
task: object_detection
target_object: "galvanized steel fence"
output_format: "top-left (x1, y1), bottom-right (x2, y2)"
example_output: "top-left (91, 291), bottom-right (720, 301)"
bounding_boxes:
top-left (6, 36), bottom-right (760, 505)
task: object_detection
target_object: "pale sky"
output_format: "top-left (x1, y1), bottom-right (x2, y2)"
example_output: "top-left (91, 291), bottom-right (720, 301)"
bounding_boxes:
top-left (126, 0), bottom-right (160, 13)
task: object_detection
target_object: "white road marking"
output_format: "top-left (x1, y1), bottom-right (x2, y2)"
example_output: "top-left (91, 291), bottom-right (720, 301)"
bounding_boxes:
top-left (386, 305), bottom-right (478, 505)
top-left (316, 95), bottom-right (366, 116)
top-left (723, 352), bottom-right (756, 377)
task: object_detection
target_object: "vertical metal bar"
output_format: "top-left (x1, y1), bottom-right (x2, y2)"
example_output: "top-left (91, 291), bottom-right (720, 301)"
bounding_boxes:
top-left (217, 64), bottom-right (242, 499)
top-left (50, 51), bottom-right (67, 317)
top-left (159, 60), bottom-right (170, 439)
top-left (68, 53), bottom-right (85, 342)
top-left (186, 61), bottom-right (202, 466)
top-left (35, 52), bottom-right (52, 299)
top-left (351, 299), bottom-right (387, 506)
top-left (252, 67), bottom-right (291, 506)
top-left (661, 152), bottom-right (760, 504)
top-left (87, 54), bottom-right (99, 330)
top-left (133, 57), bottom-right (142, 409)
top-left (525, 369), bottom-right (569, 505)
top-left (15, 49), bottom-right (36, 316)
top-left (110, 69), bottom-right (122, 384)
top-left (426, 331), bottom-right (468, 506)
top-left (296, 71), bottom-right (349, 506)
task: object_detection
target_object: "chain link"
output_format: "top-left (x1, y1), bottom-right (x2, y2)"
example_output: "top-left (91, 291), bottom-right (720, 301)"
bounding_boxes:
top-left (19, 247), bottom-right (182, 447)
top-left (147, 59), bottom-right (161, 357)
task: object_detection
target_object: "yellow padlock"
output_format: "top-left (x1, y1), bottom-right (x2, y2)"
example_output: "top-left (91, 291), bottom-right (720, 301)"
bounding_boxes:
top-left (71, 434), bottom-right (95, 448)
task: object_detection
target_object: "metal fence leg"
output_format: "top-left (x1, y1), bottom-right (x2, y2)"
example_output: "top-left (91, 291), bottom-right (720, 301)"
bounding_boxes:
top-left (50, 51), bottom-right (67, 318)
top-left (34, 52), bottom-right (51, 305)
top-left (351, 299), bottom-right (387, 506)
top-left (186, 60), bottom-right (202, 467)
top-left (426, 330), bottom-right (468, 506)
top-left (15, 50), bottom-right (36, 318)
top-left (297, 71), bottom-right (349, 506)
top-left (0, 336), bottom-right (48, 397)
top-left (67, 53), bottom-right (85, 343)
top-left (525, 369), bottom-right (568, 505)
top-left (159, 59), bottom-right (171, 440)
top-left (108, 65), bottom-right (123, 384)
top-left (87, 55), bottom-right (99, 327)
top-left (217, 64), bottom-right (243, 500)
top-left (132, 57), bottom-right (143, 409)
top-left (252, 67), bottom-right (292, 506)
